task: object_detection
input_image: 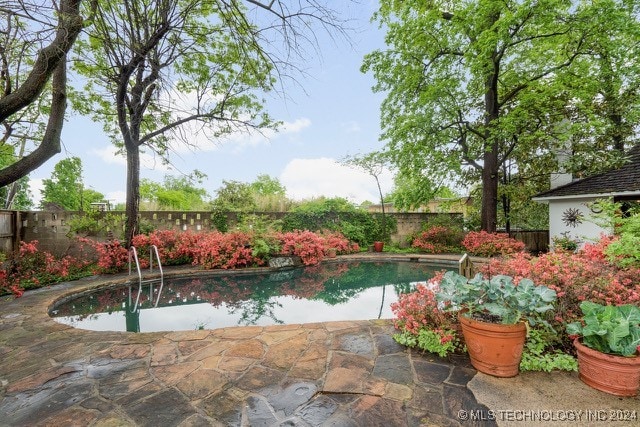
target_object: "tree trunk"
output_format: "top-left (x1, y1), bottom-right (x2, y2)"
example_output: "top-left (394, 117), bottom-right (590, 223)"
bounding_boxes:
top-left (124, 146), bottom-right (140, 247)
top-left (481, 59), bottom-right (500, 233)
top-left (0, 0), bottom-right (83, 122)
top-left (0, 60), bottom-right (67, 187)
top-left (481, 148), bottom-right (499, 233)
top-left (375, 176), bottom-right (387, 241)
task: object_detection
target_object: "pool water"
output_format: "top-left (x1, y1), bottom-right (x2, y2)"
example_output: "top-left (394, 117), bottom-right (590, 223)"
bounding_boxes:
top-left (50, 260), bottom-right (451, 332)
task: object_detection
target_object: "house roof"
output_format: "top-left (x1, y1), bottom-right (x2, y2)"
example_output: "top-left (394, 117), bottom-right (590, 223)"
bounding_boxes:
top-left (533, 145), bottom-right (640, 201)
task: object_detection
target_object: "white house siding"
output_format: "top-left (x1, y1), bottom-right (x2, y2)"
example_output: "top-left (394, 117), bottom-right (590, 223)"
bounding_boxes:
top-left (548, 198), bottom-right (612, 248)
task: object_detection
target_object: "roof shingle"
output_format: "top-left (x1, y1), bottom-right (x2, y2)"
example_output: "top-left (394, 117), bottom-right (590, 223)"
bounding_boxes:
top-left (534, 145), bottom-right (640, 200)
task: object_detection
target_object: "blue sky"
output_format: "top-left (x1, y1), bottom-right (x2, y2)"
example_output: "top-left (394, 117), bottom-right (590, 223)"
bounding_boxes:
top-left (29, 1), bottom-right (394, 207)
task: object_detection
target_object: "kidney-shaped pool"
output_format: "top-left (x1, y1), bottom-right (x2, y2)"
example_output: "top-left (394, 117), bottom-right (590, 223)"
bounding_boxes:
top-left (49, 260), bottom-right (453, 332)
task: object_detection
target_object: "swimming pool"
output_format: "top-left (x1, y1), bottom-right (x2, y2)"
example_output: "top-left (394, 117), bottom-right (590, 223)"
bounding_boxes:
top-left (50, 260), bottom-right (452, 332)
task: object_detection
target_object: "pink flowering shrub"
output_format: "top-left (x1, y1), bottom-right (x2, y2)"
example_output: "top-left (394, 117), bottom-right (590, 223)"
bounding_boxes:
top-left (411, 226), bottom-right (464, 254)
top-left (462, 231), bottom-right (526, 257)
top-left (1, 240), bottom-right (97, 296)
top-left (276, 230), bottom-right (327, 265)
top-left (131, 229), bottom-right (198, 267)
top-left (190, 231), bottom-right (263, 269)
top-left (319, 230), bottom-right (358, 256)
top-left (390, 272), bottom-right (465, 355)
top-left (481, 236), bottom-right (640, 351)
top-left (91, 240), bottom-right (129, 273)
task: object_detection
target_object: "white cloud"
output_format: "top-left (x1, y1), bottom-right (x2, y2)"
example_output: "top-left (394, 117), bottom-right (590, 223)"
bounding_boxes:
top-left (92, 145), bottom-right (172, 171)
top-left (93, 146), bottom-right (125, 166)
top-left (106, 191), bottom-right (126, 205)
top-left (280, 157), bottom-right (393, 204)
top-left (28, 178), bottom-right (44, 207)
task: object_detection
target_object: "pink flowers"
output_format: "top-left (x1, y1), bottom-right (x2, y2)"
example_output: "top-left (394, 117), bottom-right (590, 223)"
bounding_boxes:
top-left (1, 229), bottom-right (361, 297)
top-left (411, 226), bottom-right (464, 254)
top-left (462, 231), bottom-right (526, 257)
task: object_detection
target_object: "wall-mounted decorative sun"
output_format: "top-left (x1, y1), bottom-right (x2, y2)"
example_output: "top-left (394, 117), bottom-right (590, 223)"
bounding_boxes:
top-left (562, 207), bottom-right (584, 227)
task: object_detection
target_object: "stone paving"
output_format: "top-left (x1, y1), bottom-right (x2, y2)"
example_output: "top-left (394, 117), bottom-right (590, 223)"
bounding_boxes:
top-left (0, 267), bottom-right (494, 427)
top-left (1, 262), bottom-right (638, 427)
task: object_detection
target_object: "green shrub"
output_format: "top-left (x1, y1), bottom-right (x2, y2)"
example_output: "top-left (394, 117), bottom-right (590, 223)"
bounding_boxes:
top-left (605, 213), bottom-right (640, 268)
top-left (280, 198), bottom-right (395, 246)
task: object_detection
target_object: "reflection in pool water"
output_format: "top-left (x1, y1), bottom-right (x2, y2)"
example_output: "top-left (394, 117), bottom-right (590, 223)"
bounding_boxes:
top-left (50, 260), bottom-right (451, 332)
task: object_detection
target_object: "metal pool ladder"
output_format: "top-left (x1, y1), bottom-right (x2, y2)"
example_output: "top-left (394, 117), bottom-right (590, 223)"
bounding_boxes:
top-left (128, 245), bottom-right (164, 312)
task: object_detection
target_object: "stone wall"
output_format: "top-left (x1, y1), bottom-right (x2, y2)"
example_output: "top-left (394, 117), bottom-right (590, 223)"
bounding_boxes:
top-left (2, 210), bottom-right (548, 256)
top-left (4, 210), bottom-right (455, 257)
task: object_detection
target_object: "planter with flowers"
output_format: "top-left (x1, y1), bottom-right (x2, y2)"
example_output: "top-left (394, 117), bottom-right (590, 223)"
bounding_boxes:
top-left (566, 301), bottom-right (640, 396)
top-left (437, 271), bottom-right (557, 377)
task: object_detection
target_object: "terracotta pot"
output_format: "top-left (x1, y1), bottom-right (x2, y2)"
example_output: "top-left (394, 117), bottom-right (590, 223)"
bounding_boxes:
top-left (574, 339), bottom-right (640, 397)
top-left (458, 313), bottom-right (527, 378)
top-left (326, 248), bottom-right (337, 258)
top-left (373, 241), bottom-right (384, 252)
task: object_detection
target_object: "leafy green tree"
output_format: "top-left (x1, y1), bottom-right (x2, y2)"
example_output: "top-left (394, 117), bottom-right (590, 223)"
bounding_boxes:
top-left (363, 1), bottom-right (592, 232)
top-left (41, 157), bottom-right (105, 211)
top-left (0, 146), bottom-right (32, 209)
top-left (0, 0), bottom-right (87, 188)
top-left (388, 171), bottom-right (459, 213)
top-left (561, 0), bottom-right (640, 175)
top-left (211, 180), bottom-right (256, 213)
top-left (249, 174), bottom-right (291, 212)
top-left (41, 157), bottom-right (83, 210)
top-left (250, 174), bottom-right (285, 197)
top-left (73, 0), bottom-right (350, 246)
top-left (140, 174), bottom-right (210, 211)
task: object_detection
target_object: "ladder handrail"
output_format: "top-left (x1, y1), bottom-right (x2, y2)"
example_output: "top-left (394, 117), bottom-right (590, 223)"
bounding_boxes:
top-left (150, 245), bottom-right (164, 307)
top-left (128, 245), bottom-right (164, 312)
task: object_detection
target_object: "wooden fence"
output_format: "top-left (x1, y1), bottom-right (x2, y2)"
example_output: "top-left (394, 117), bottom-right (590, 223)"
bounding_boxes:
top-left (0, 211), bottom-right (17, 254)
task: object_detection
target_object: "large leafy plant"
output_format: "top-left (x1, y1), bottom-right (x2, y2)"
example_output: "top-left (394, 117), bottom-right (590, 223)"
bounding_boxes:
top-left (436, 271), bottom-right (557, 326)
top-left (566, 301), bottom-right (640, 357)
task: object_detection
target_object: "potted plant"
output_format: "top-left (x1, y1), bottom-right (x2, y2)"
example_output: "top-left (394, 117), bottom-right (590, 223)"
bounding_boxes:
top-left (566, 301), bottom-right (640, 396)
top-left (437, 271), bottom-right (557, 377)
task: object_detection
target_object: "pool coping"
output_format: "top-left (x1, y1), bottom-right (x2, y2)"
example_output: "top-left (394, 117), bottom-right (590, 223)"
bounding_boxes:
top-left (2, 253), bottom-right (638, 426)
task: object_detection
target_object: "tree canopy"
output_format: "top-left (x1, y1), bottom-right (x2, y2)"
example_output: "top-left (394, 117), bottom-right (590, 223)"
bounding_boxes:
top-left (73, 0), bottom-right (351, 246)
top-left (140, 174), bottom-right (210, 211)
top-left (363, 0), bottom-right (640, 232)
top-left (41, 157), bottom-right (105, 211)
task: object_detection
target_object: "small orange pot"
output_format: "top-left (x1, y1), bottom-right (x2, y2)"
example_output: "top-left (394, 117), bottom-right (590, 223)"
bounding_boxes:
top-left (458, 313), bottom-right (527, 378)
top-left (574, 339), bottom-right (640, 397)
top-left (373, 241), bottom-right (384, 252)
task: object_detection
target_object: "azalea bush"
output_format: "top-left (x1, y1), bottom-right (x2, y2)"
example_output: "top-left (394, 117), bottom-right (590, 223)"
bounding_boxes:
top-left (1, 229), bottom-right (359, 296)
top-left (390, 272), bottom-right (466, 356)
top-left (190, 231), bottom-right (262, 269)
top-left (277, 230), bottom-right (327, 265)
top-left (482, 235), bottom-right (640, 352)
top-left (411, 225), bottom-right (464, 254)
top-left (462, 231), bottom-right (526, 257)
top-left (319, 230), bottom-right (359, 255)
top-left (0, 239), bottom-right (123, 297)
top-left (131, 229), bottom-right (197, 267)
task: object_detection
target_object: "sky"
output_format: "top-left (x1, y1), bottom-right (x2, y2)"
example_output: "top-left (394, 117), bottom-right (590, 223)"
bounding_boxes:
top-left (28, 1), bottom-right (395, 208)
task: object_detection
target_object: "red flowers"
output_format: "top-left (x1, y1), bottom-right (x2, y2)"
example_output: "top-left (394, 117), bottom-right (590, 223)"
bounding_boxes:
top-left (462, 231), bottom-right (526, 257)
top-left (411, 226), bottom-right (464, 254)
top-left (1, 229), bottom-right (360, 297)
